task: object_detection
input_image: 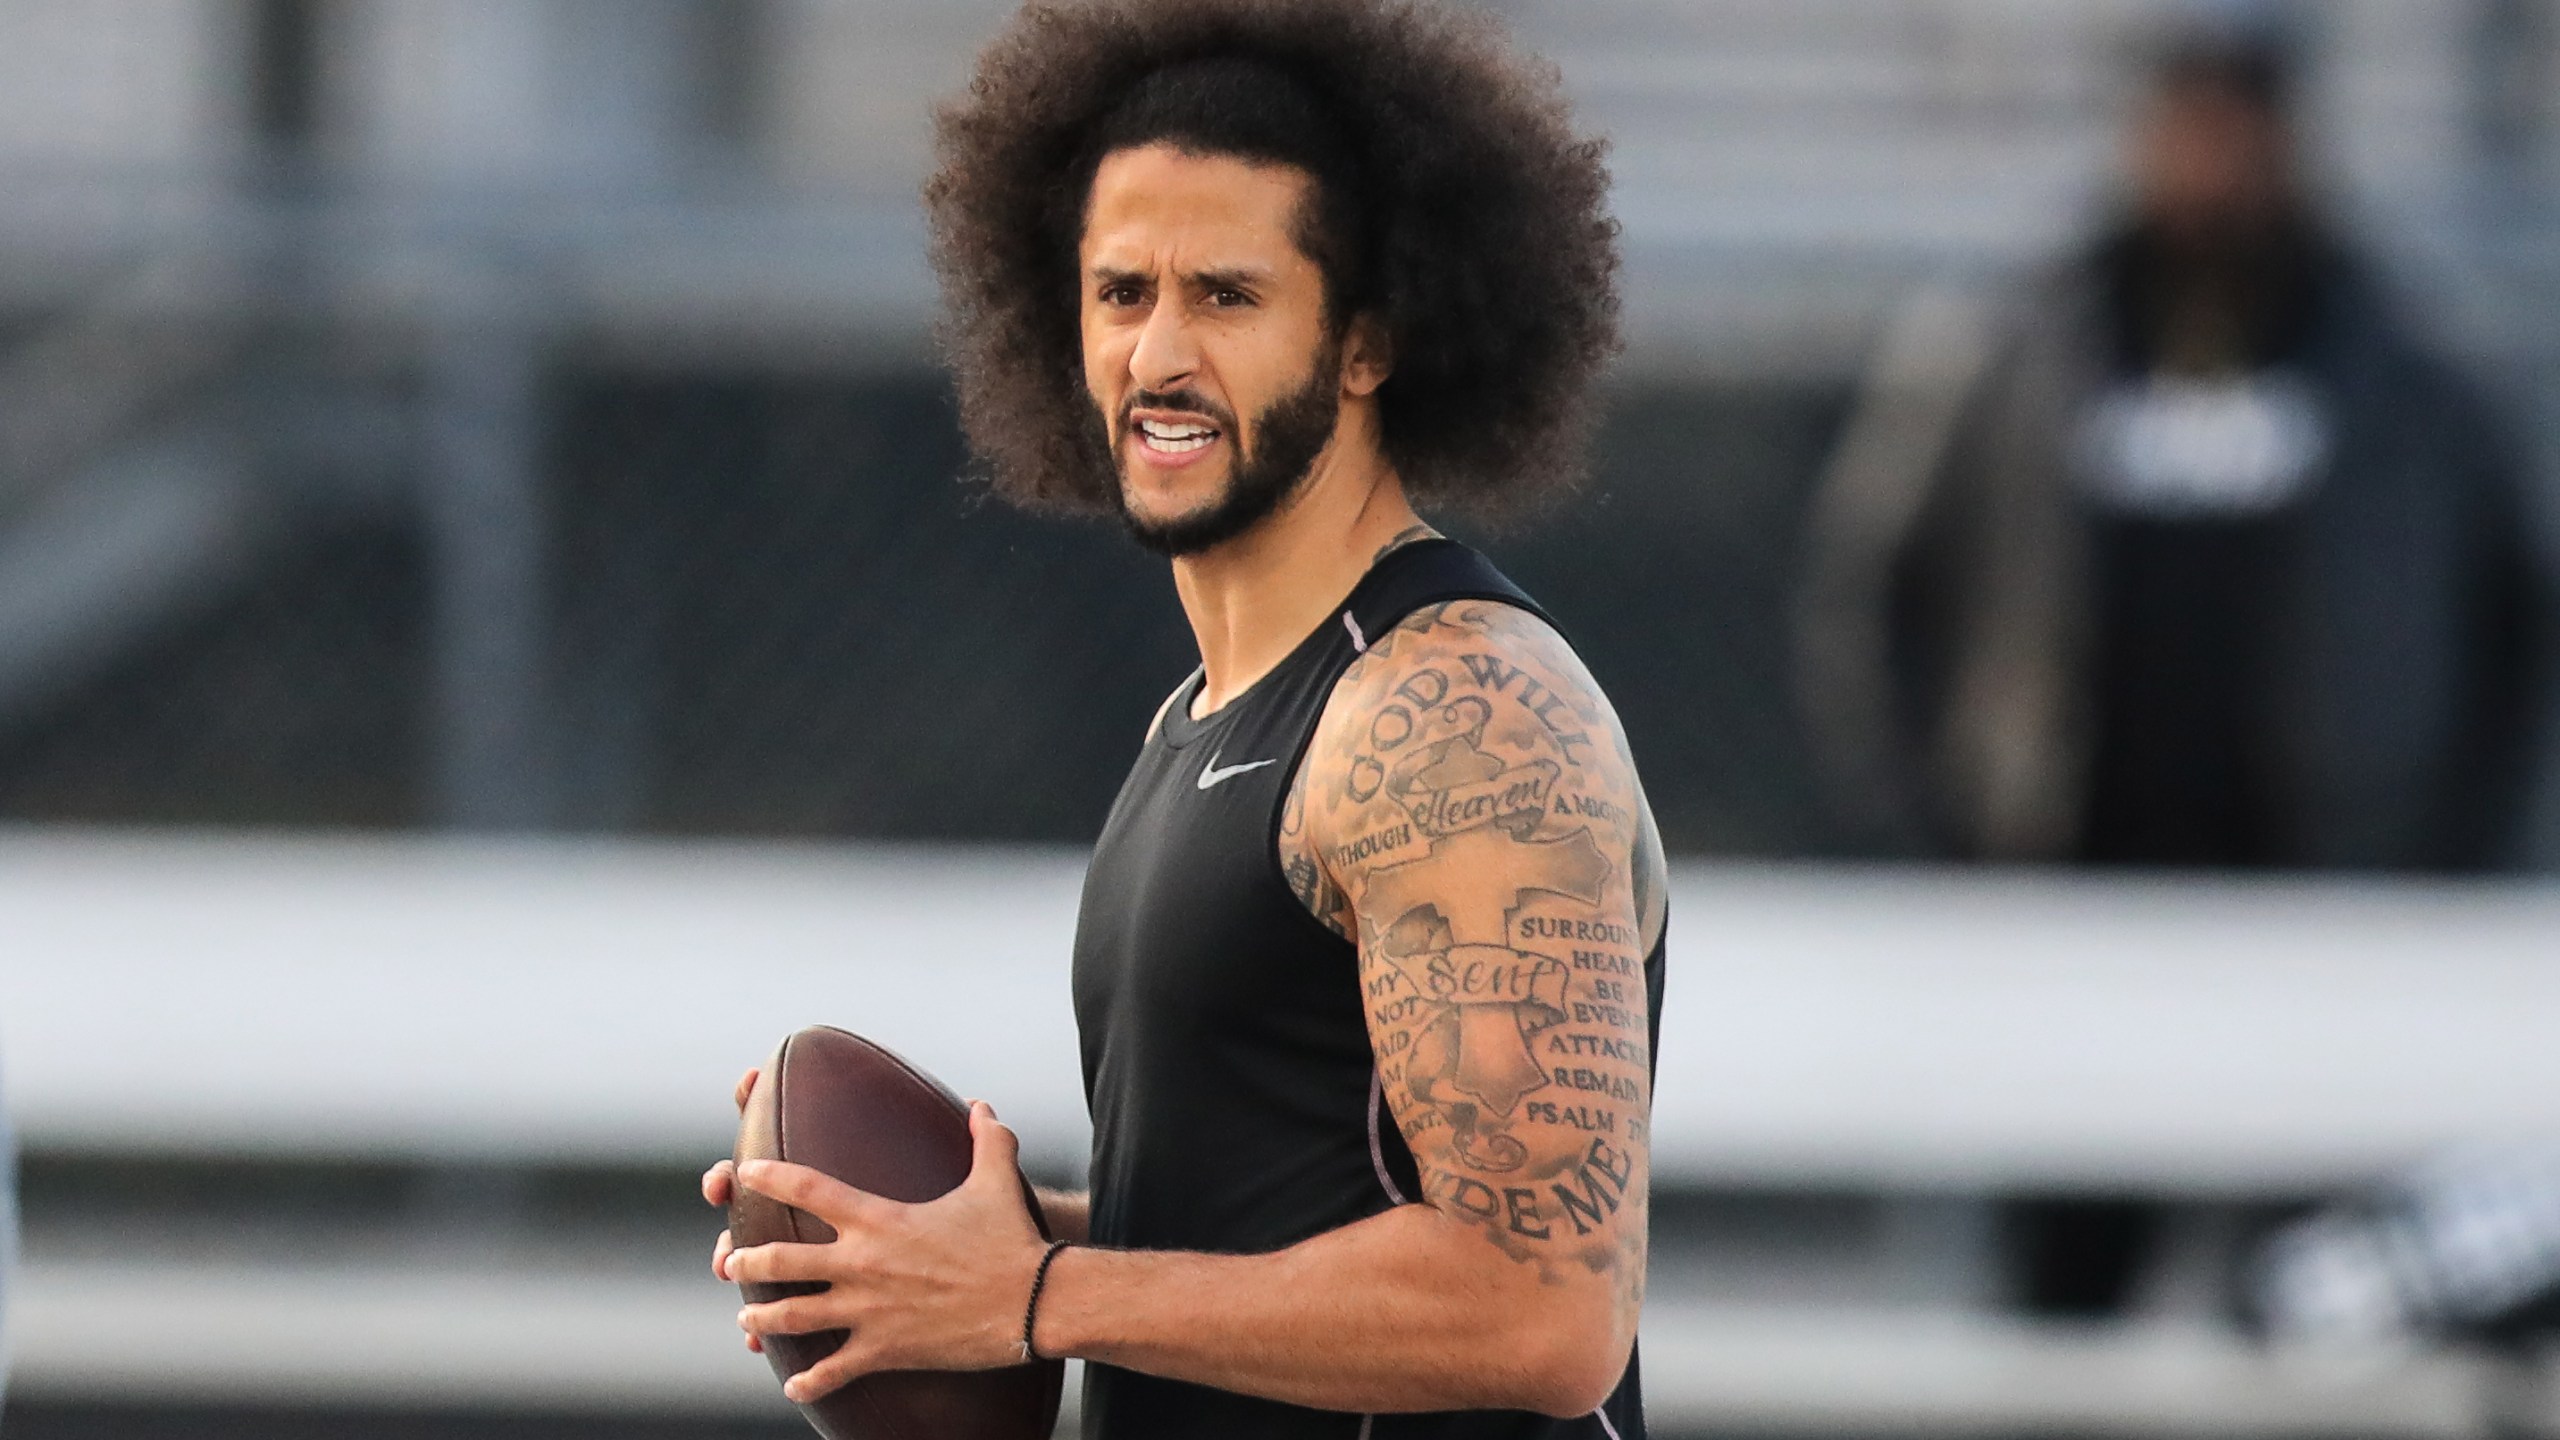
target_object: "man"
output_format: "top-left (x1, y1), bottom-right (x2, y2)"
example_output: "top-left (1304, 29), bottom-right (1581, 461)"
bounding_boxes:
top-left (1797, 22), bottom-right (2554, 1316)
top-left (702, 1), bottom-right (1663, 1436)
top-left (1801, 22), bottom-right (2551, 875)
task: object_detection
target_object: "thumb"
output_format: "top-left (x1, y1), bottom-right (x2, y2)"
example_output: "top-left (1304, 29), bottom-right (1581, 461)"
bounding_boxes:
top-left (965, 1100), bottom-right (1021, 1189)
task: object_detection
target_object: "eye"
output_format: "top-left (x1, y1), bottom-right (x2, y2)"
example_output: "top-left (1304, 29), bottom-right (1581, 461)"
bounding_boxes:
top-left (1209, 287), bottom-right (1253, 308)
top-left (1098, 281), bottom-right (1145, 307)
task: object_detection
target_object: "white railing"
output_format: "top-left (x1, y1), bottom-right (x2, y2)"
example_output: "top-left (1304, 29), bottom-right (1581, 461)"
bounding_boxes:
top-left (9, 827), bottom-right (2560, 1433)
top-left (6, 827), bottom-right (2557, 1193)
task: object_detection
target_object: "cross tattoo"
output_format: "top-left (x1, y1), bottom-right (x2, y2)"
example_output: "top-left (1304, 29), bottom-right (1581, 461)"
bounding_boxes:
top-left (1363, 825), bottom-right (1613, 1121)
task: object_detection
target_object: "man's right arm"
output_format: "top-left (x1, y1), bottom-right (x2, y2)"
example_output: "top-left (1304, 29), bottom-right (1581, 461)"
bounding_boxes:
top-left (1034, 1187), bottom-right (1091, 1244)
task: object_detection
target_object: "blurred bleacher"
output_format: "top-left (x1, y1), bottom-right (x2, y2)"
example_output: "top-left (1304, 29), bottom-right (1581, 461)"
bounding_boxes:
top-left (2, 0), bottom-right (2556, 846)
top-left (5, 3), bottom-right (2560, 1437)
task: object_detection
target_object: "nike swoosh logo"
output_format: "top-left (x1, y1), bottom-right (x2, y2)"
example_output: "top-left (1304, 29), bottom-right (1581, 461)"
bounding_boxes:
top-left (1197, 754), bottom-right (1280, 790)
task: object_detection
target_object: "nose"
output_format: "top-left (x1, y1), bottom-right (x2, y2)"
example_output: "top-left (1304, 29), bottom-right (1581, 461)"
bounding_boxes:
top-left (1127, 292), bottom-right (1200, 395)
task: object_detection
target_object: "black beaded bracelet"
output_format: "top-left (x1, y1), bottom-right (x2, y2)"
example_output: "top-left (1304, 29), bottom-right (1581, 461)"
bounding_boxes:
top-left (1019, 1239), bottom-right (1071, 1362)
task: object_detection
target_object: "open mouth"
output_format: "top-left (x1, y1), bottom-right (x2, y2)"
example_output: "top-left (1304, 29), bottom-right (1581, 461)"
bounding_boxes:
top-left (1133, 416), bottom-right (1222, 455)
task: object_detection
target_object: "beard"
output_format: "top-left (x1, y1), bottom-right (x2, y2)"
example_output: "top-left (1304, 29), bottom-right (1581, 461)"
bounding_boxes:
top-left (1087, 343), bottom-right (1343, 559)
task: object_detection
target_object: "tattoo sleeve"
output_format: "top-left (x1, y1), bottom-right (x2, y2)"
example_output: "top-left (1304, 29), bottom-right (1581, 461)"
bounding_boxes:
top-left (1281, 601), bottom-right (1665, 1310)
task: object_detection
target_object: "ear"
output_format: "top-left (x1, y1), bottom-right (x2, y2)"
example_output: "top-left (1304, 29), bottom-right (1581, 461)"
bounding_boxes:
top-left (1339, 314), bottom-right (1393, 397)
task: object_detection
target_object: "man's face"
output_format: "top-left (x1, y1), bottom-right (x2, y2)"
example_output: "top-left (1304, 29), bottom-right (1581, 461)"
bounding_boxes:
top-left (1079, 144), bottom-right (1344, 556)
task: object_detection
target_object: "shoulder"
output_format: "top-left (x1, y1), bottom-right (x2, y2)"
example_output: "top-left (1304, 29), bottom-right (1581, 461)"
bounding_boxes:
top-left (1277, 595), bottom-right (1663, 943)
top-left (1297, 597), bottom-right (1664, 939)
top-left (1320, 598), bottom-right (1621, 778)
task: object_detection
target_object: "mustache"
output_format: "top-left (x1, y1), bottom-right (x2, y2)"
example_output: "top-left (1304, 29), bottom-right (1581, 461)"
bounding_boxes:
top-left (1118, 389), bottom-right (1236, 434)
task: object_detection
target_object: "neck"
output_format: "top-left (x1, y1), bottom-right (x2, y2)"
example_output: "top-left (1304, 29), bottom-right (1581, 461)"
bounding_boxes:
top-left (1171, 407), bottom-right (1424, 716)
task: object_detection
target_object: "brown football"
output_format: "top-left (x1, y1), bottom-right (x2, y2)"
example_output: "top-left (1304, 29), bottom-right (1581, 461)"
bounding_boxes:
top-left (731, 1025), bottom-right (1064, 1440)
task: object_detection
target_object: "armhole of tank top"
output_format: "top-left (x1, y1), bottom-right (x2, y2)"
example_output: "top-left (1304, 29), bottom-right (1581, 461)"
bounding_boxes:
top-left (1264, 710), bottom-right (1365, 952)
top-left (1143, 669), bottom-right (1202, 746)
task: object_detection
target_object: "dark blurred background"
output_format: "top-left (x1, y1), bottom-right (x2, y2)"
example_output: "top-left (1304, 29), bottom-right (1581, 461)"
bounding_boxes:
top-left (1, 1), bottom-right (2552, 860)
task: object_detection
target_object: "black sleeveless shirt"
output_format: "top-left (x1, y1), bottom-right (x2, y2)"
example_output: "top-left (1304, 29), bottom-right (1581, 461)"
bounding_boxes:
top-left (1071, 540), bottom-right (1660, 1440)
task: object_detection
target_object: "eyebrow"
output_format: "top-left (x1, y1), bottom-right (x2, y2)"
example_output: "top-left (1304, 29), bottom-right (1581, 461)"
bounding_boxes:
top-left (1189, 267), bottom-right (1271, 291)
top-left (1086, 264), bottom-right (1276, 290)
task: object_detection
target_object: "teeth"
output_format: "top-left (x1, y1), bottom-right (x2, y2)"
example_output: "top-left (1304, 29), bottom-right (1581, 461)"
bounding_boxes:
top-left (1136, 418), bottom-right (1216, 451)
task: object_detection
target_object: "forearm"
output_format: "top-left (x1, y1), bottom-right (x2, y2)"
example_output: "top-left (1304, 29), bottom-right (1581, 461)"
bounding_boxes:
top-left (1033, 1187), bottom-right (1090, 1244)
top-left (1031, 1202), bottom-right (1628, 1418)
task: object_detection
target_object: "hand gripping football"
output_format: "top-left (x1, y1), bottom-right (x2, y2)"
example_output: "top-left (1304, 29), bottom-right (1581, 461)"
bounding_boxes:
top-left (732, 1025), bottom-right (1064, 1440)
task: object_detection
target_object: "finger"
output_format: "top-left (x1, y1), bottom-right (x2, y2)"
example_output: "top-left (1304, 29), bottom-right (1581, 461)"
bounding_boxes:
top-left (740, 1293), bottom-right (844, 1338)
top-left (711, 1229), bottom-right (734, 1282)
top-left (702, 1159), bottom-right (736, 1208)
top-left (734, 1067), bottom-right (760, 1113)
top-left (723, 1240), bottom-right (838, 1286)
top-left (736, 1159), bottom-right (887, 1228)
top-left (745, 1332), bottom-right (764, 1354)
top-left (964, 1101), bottom-right (1023, 1195)
top-left (786, 1337), bottom-right (873, 1406)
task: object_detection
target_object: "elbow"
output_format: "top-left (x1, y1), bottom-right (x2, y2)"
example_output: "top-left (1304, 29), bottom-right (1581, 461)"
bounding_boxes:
top-left (1517, 1304), bottom-right (1637, 1419)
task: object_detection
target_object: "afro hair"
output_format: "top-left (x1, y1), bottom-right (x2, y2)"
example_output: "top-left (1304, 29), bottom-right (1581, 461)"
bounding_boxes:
top-left (924, 0), bottom-right (1622, 515)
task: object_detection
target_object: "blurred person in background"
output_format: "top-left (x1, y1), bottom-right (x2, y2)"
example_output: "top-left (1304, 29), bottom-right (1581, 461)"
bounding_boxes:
top-left (1797, 18), bottom-right (2557, 1317)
